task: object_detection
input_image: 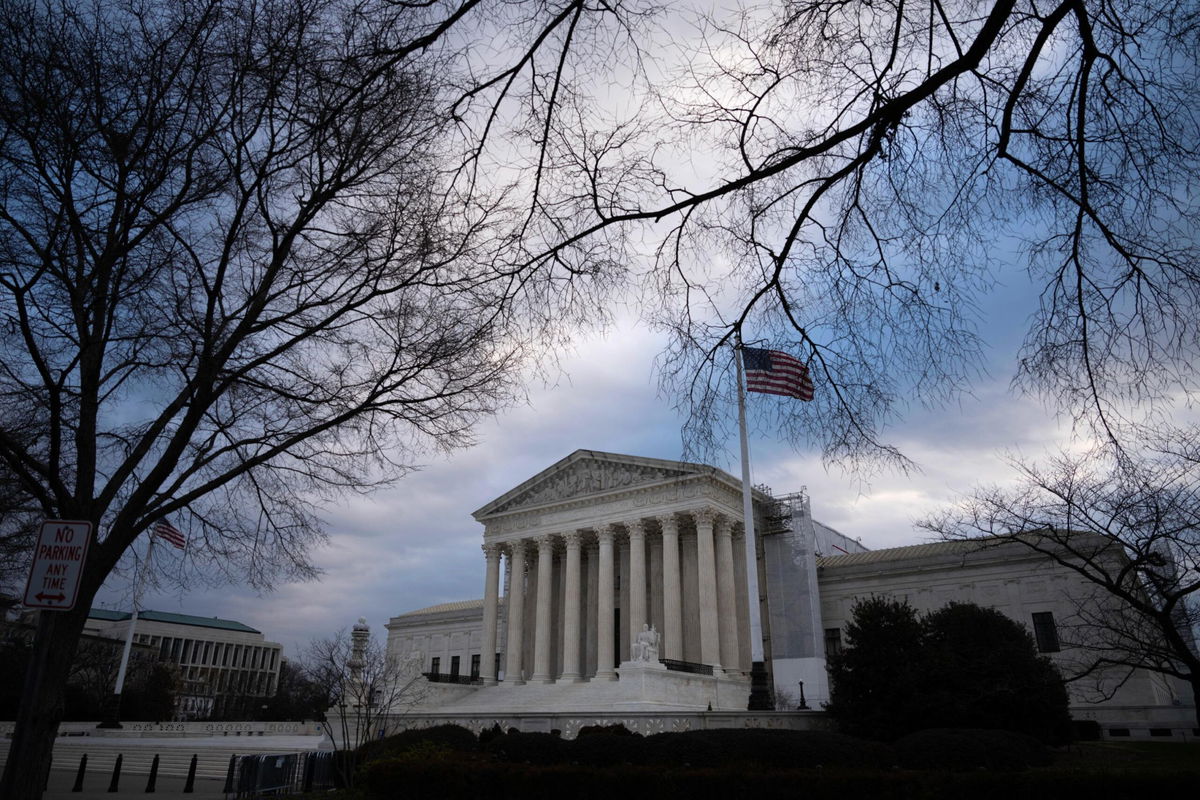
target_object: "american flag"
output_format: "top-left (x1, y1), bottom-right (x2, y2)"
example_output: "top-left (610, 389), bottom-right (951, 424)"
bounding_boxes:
top-left (743, 347), bottom-right (814, 401)
top-left (152, 520), bottom-right (187, 549)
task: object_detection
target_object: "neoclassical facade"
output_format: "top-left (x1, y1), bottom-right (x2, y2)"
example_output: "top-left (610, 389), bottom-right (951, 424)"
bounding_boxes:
top-left (378, 449), bottom-right (1197, 738)
top-left (474, 450), bottom-right (763, 688)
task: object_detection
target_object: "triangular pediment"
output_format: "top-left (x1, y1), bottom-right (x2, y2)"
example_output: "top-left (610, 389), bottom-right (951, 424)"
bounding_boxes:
top-left (474, 450), bottom-right (711, 518)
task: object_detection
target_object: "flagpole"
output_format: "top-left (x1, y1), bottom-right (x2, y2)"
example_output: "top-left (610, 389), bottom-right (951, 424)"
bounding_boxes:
top-left (111, 534), bottom-right (154, 713)
top-left (736, 342), bottom-right (772, 709)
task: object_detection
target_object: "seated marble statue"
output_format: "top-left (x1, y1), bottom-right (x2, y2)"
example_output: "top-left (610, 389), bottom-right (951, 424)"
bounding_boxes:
top-left (632, 624), bottom-right (661, 662)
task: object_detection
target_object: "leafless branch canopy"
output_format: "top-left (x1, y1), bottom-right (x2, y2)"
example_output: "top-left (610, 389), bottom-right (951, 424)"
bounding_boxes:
top-left (920, 426), bottom-right (1200, 719)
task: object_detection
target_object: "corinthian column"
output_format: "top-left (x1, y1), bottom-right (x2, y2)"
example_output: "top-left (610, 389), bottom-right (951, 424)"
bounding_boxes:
top-left (530, 534), bottom-right (556, 683)
top-left (715, 517), bottom-right (740, 672)
top-left (694, 508), bottom-right (722, 670)
top-left (626, 519), bottom-right (647, 645)
top-left (658, 514), bottom-right (683, 661)
top-left (561, 531), bottom-right (584, 681)
top-left (503, 540), bottom-right (526, 684)
top-left (480, 543), bottom-right (502, 685)
top-left (595, 524), bottom-right (617, 680)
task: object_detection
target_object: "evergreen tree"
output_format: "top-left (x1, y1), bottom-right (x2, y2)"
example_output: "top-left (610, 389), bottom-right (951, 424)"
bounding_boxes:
top-left (827, 597), bottom-right (1071, 742)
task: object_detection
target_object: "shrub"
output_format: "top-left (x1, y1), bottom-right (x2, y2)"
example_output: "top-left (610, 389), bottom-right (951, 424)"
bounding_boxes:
top-left (894, 728), bottom-right (1050, 771)
top-left (1070, 719), bottom-right (1102, 741)
top-left (642, 731), bottom-right (719, 767)
top-left (358, 723), bottom-right (478, 763)
top-left (828, 598), bottom-right (1072, 744)
top-left (484, 731), bottom-right (567, 764)
top-left (568, 733), bottom-right (647, 766)
top-left (686, 729), bottom-right (895, 769)
top-left (576, 723), bottom-right (638, 737)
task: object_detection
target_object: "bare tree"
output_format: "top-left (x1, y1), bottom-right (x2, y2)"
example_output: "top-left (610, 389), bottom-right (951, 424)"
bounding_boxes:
top-left (0, 1), bottom-right (617, 796)
top-left (920, 428), bottom-right (1200, 725)
top-left (478, 0), bottom-right (1200, 464)
top-left (302, 625), bottom-right (428, 787)
top-left (3, 0), bottom-right (1198, 794)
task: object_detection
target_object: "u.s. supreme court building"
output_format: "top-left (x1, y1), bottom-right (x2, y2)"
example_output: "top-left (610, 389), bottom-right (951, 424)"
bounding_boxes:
top-left (373, 450), bottom-right (1196, 739)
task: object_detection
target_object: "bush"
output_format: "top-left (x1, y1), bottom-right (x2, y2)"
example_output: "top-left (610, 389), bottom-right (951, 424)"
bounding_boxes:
top-left (696, 729), bottom-right (895, 769)
top-left (1070, 719), bottom-right (1102, 742)
top-left (576, 723), bottom-right (638, 737)
top-left (829, 598), bottom-right (1072, 744)
top-left (569, 733), bottom-right (648, 766)
top-left (894, 728), bottom-right (1050, 771)
top-left (642, 731), bottom-right (719, 767)
top-left (358, 723), bottom-right (478, 763)
top-left (484, 731), bottom-right (567, 764)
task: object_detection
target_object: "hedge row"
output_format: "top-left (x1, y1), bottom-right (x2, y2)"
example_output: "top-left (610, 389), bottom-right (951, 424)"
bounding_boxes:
top-left (358, 760), bottom-right (1200, 800)
top-left (359, 724), bottom-right (1050, 771)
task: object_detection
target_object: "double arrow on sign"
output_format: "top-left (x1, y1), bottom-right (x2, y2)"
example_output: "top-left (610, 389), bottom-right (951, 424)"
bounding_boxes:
top-left (35, 592), bottom-right (65, 603)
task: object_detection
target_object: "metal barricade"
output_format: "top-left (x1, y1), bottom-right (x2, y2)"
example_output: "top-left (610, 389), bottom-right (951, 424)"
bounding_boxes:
top-left (227, 751), bottom-right (336, 797)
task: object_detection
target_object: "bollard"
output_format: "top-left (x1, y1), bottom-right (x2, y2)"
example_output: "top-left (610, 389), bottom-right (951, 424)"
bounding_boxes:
top-left (106, 754), bottom-right (122, 793)
top-left (182, 754), bottom-right (197, 793)
top-left (145, 753), bottom-right (159, 793)
top-left (221, 754), bottom-right (236, 794)
top-left (71, 753), bottom-right (87, 792)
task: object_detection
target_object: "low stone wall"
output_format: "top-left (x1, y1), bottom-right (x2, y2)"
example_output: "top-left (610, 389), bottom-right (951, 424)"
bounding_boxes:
top-left (0, 720), bottom-right (324, 738)
top-left (371, 710), bottom-right (831, 740)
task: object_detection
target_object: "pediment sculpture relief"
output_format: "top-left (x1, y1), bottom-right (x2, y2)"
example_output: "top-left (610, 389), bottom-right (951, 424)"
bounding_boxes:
top-left (493, 460), bottom-right (693, 513)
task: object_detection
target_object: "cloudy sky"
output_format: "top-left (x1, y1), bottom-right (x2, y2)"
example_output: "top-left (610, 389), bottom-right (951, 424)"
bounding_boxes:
top-left (85, 2), bottom-right (1093, 658)
top-left (92, 274), bottom-right (1078, 658)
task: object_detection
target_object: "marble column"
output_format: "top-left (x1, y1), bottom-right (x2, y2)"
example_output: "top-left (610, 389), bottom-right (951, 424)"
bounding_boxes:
top-left (503, 540), bottom-right (526, 683)
top-left (595, 524), bottom-right (617, 680)
top-left (658, 513), bottom-right (683, 661)
top-left (627, 519), bottom-right (647, 647)
top-left (715, 517), bottom-right (741, 672)
top-left (531, 534), bottom-right (556, 683)
top-left (561, 531), bottom-right (584, 681)
top-left (732, 524), bottom-right (752, 672)
top-left (480, 543), bottom-right (502, 685)
top-left (694, 508), bottom-right (722, 669)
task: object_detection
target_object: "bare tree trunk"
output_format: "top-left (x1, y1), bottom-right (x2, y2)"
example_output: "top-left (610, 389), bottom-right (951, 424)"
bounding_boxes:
top-left (0, 602), bottom-right (90, 800)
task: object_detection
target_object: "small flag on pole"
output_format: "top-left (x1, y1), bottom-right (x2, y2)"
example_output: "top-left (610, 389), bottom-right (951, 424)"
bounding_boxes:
top-left (152, 520), bottom-right (186, 549)
top-left (743, 347), bottom-right (814, 401)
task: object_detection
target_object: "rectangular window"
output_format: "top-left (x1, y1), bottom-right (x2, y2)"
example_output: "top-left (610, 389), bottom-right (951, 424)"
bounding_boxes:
top-left (170, 638), bottom-right (182, 661)
top-left (430, 657), bottom-right (440, 675)
top-left (203, 641), bottom-right (212, 664)
top-left (1032, 612), bottom-right (1060, 653)
top-left (181, 640), bottom-right (192, 663)
top-left (494, 653), bottom-right (501, 679)
top-left (470, 654), bottom-right (481, 680)
top-left (450, 655), bottom-right (460, 678)
top-left (159, 638), bottom-right (171, 660)
top-left (824, 628), bottom-right (842, 657)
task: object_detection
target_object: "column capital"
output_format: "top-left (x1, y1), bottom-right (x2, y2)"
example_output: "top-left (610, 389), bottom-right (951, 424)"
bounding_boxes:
top-left (692, 507), bottom-right (718, 527)
top-left (657, 513), bottom-right (679, 534)
top-left (533, 533), bottom-right (556, 551)
top-left (714, 516), bottom-right (733, 538)
top-left (562, 530), bottom-right (583, 548)
top-left (507, 539), bottom-right (527, 558)
top-left (482, 542), bottom-right (503, 559)
top-left (625, 519), bottom-right (647, 539)
top-left (596, 524), bottom-right (617, 543)
top-left (731, 521), bottom-right (745, 539)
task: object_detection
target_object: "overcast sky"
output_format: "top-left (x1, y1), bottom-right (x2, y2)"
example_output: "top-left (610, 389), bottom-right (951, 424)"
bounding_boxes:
top-left (92, 274), bottom-right (1078, 659)
top-left (86, 3), bottom-right (1090, 658)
